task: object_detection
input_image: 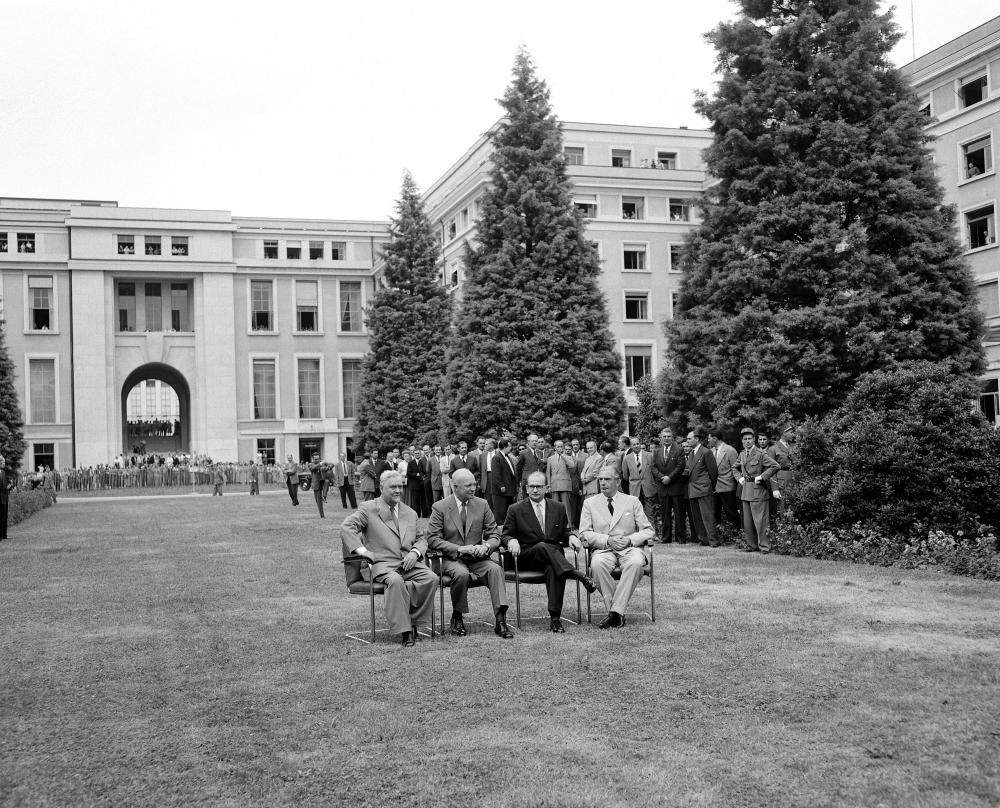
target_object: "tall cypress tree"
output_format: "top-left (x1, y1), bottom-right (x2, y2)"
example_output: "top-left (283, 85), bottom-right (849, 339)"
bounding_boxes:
top-left (354, 171), bottom-right (450, 450)
top-left (0, 322), bottom-right (25, 470)
top-left (663, 0), bottom-right (985, 431)
top-left (439, 48), bottom-right (625, 441)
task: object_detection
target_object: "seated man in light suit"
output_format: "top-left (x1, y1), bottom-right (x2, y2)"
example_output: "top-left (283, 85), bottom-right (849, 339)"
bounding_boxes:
top-left (340, 470), bottom-right (438, 647)
top-left (427, 468), bottom-right (513, 639)
top-left (578, 465), bottom-right (654, 629)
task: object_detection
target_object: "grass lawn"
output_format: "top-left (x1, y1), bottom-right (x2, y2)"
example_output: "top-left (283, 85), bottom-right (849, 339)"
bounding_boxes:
top-left (2, 494), bottom-right (998, 807)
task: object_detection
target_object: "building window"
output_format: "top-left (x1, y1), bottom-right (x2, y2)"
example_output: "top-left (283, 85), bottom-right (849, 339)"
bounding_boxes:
top-left (144, 283), bottom-right (162, 331)
top-left (669, 200), bottom-right (690, 221)
top-left (309, 241), bottom-right (324, 260)
top-left (961, 74), bottom-right (988, 108)
top-left (574, 199), bottom-right (597, 218)
top-left (17, 233), bottom-right (35, 253)
top-left (624, 292), bottom-right (650, 321)
top-left (250, 280), bottom-right (274, 331)
top-left (0, 233), bottom-right (7, 253)
top-left (623, 244), bottom-right (647, 271)
top-left (297, 358), bottom-right (321, 419)
top-left (252, 359), bottom-right (276, 419)
top-left (342, 358), bottom-right (362, 418)
top-left (171, 283), bottom-right (190, 331)
top-left (117, 235), bottom-right (135, 255)
top-left (28, 276), bottom-right (53, 330)
top-left (29, 358), bottom-right (56, 423)
top-left (668, 244), bottom-right (683, 272)
top-left (296, 280), bottom-right (319, 331)
top-left (331, 241), bottom-right (346, 260)
top-left (624, 346), bottom-right (651, 388)
top-left (449, 265), bottom-right (460, 287)
top-left (622, 197), bottom-right (644, 220)
top-left (461, 209), bottom-right (469, 229)
top-left (170, 236), bottom-right (188, 256)
top-left (977, 281), bottom-right (999, 318)
top-left (564, 146), bottom-right (584, 165)
top-left (286, 241), bottom-right (301, 260)
top-left (264, 240), bottom-right (278, 259)
top-left (611, 149), bottom-right (631, 168)
top-left (256, 438), bottom-right (276, 465)
top-left (117, 282), bottom-right (136, 332)
top-left (339, 281), bottom-right (362, 332)
top-left (963, 135), bottom-right (993, 178)
top-left (670, 291), bottom-right (680, 318)
top-left (966, 205), bottom-right (995, 249)
top-left (656, 151), bottom-right (677, 169)
top-left (144, 236), bottom-right (161, 256)
top-left (33, 443), bottom-right (55, 471)
top-left (919, 96), bottom-right (931, 118)
top-left (979, 379), bottom-right (999, 425)
top-left (448, 220), bottom-right (457, 240)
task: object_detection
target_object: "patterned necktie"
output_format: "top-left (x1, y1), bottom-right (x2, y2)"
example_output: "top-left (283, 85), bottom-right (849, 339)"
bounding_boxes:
top-left (607, 497), bottom-right (615, 515)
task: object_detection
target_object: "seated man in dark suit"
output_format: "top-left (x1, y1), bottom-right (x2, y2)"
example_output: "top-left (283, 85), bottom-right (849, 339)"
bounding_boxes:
top-left (427, 469), bottom-right (512, 639)
top-left (501, 471), bottom-right (596, 633)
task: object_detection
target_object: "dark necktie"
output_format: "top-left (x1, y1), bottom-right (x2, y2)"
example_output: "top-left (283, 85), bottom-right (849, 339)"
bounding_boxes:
top-left (607, 497), bottom-right (614, 515)
top-left (460, 502), bottom-right (467, 533)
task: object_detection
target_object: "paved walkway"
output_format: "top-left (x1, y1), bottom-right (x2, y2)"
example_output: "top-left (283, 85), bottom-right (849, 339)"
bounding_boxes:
top-left (59, 488), bottom-right (290, 503)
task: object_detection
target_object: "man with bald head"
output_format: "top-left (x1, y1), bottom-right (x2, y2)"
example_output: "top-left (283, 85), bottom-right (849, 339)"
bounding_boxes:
top-left (427, 468), bottom-right (512, 639)
top-left (340, 470), bottom-right (438, 647)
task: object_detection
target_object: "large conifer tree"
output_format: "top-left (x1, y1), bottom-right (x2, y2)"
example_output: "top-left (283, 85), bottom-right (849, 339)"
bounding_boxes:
top-left (0, 323), bottom-right (24, 470)
top-left (354, 171), bottom-right (450, 449)
top-left (664, 0), bottom-right (984, 431)
top-left (439, 49), bottom-right (625, 441)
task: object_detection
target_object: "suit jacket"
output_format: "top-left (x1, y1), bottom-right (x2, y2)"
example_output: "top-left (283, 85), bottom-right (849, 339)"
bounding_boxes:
top-left (334, 460), bottom-right (356, 487)
top-left (340, 498), bottom-right (424, 563)
top-left (358, 459), bottom-right (377, 494)
top-left (713, 442), bottom-right (739, 493)
top-left (426, 495), bottom-right (501, 559)
top-left (580, 452), bottom-right (604, 496)
top-left (418, 455), bottom-right (433, 482)
top-left (652, 443), bottom-right (686, 496)
top-left (374, 460), bottom-right (393, 490)
top-left (429, 456), bottom-right (442, 489)
top-left (405, 458), bottom-right (422, 487)
top-left (502, 497), bottom-right (572, 549)
top-left (546, 452), bottom-right (577, 492)
top-left (514, 448), bottom-right (545, 485)
top-left (479, 450), bottom-right (497, 492)
top-left (686, 445), bottom-right (718, 499)
top-left (569, 450), bottom-right (585, 491)
top-left (768, 441), bottom-right (794, 491)
top-left (735, 447), bottom-right (780, 501)
top-left (450, 454), bottom-right (479, 478)
top-left (621, 450), bottom-right (658, 498)
top-left (491, 452), bottom-right (519, 499)
top-left (579, 491), bottom-right (654, 551)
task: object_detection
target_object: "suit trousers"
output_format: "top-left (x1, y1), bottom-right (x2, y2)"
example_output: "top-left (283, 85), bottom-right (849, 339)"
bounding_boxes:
top-left (286, 477), bottom-right (299, 505)
top-left (371, 561), bottom-right (439, 636)
top-left (321, 480), bottom-right (330, 502)
top-left (550, 491), bottom-right (575, 527)
top-left (442, 557), bottom-right (508, 614)
top-left (514, 542), bottom-right (576, 616)
top-left (659, 494), bottom-right (688, 542)
top-left (714, 490), bottom-right (741, 531)
top-left (441, 474), bottom-right (452, 499)
top-left (689, 495), bottom-right (716, 545)
top-left (339, 483), bottom-right (357, 509)
top-left (432, 486), bottom-right (444, 503)
top-left (590, 547), bottom-right (646, 615)
top-left (639, 494), bottom-right (657, 532)
top-left (313, 488), bottom-right (325, 518)
top-left (742, 500), bottom-right (771, 551)
top-left (492, 495), bottom-right (514, 526)
top-left (0, 502), bottom-right (7, 540)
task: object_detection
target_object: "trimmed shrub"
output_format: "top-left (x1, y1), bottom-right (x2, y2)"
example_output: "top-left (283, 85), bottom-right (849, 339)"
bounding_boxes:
top-left (9, 489), bottom-right (54, 527)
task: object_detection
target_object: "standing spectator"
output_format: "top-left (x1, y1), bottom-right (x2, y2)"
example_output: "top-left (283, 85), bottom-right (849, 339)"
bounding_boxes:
top-left (321, 462), bottom-right (335, 503)
top-left (490, 439), bottom-right (519, 524)
top-left (430, 445), bottom-right (444, 503)
top-left (514, 433), bottom-right (545, 499)
top-left (621, 437), bottom-right (658, 529)
top-left (768, 424), bottom-right (795, 523)
top-left (546, 439), bottom-right (578, 527)
top-left (248, 462), bottom-right (260, 495)
top-left (735, 428), bottom-right (781, 553)
top-left (419, 445), bottom-right (435, 515)
top-left (212, 463), bottom-right (225, 496)
top-left (684, 428), bottom-right (719, 546)
top-left (654, 428), bottom-right (688, 544)
top-left (479, 438), bottom-right (497, 509)
top-left (708, 428), bottom-right (741, 532)
top-left (332, 452), bottom-right (356, 509)
top-left (0, 455), bottom-right (15, 540)
top-left (579, 440), bottom-right (603, 500)
top-left (439, 444), bottom-right (454, 500)
top-left (283, 453), bottom-right (300, 506)
top-left (358, 450), bottom-right (378, 502)
top-left (309, 453), bottom-right (326, 518)
top-left (569, 438), bottom-right (585, 523)
top-left (451, 441), bottom-right (479, 481)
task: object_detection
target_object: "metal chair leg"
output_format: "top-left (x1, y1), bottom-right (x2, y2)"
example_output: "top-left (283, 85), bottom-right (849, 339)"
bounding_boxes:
top-left (513, 555), bottom-right (522, 629)
top-left (574, 548), bottom-right (582, 624)
top-left (585, 550), bottom-right (592, 623)
top-left (368, 575), bottom-right (377, 643)
top-left (649, 547), bottom-right (656, 622)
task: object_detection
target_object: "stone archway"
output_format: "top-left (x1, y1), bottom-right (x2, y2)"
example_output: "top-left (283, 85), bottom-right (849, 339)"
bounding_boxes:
top-left (121, 363), bottom-right (191, 456)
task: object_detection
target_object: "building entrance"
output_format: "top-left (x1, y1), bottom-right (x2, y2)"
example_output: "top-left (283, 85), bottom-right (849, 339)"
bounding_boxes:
top-left (298, 437), bottom-right (323, 462)
top-left (121, 363), bottom-right (191, 457)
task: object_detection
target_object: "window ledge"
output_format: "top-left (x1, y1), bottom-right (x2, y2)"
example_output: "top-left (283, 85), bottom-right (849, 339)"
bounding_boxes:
top-left (958, 169), bottom-right (995, 187)
top-left (623, 319), bottom-right (654, 324)
top-left (337, 330), bottom-right (366, 336)
top-left (248, 330), bottom-right (279, 336)
top-left (24, 329), bottom-right (60, 336)
top-left (965, 242), bottom-right (998, 255)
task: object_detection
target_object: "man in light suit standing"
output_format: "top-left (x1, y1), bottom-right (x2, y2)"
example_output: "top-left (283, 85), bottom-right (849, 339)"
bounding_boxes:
top-left (736, 428), bottom-right (781, 553)
top-left (684, 427), bottom-right (719, 546)
top-left (427, 468), bottom-right (513, 639)
top-left (439, 444), bottom-right (454, 500)
top-left (621, 437), bottom-right (658, 529)
top-left (340, 470), bottom-right (438, 647)
top-left (334, 451), bottom-right (357, 509)
top-left (546, 439), bottom-right (578, 527)
top-left (708, 429), bottom-right (740, 532)
top-left (429, 445), bottom-right (444, 503)
top-left (358, 449), bottom-right (378, 502)
top-left (479, 438), bottom-right (497, 513)
top-left (579, 465), bottom-right (654, 628)
top-left (580, 441), bottom-right (603, 501)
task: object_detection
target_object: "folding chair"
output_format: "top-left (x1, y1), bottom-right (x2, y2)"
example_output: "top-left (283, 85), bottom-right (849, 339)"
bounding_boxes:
top-left (498, 546), bottom-right (582, 628)
top-left (342, 555), bottom-right (437, 643)
top-left (428, 550), bottom-right (501, 637)
top-left (584, 539), bottom-right (656, 624)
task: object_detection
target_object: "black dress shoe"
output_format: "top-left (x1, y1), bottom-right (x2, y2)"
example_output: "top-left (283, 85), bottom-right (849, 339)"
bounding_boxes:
top-left (579, 575), bottom-right (598, 594)
top-left (599, 611), bottom-right (624, 629)
top-left (549, 618), bottom-right (565, 633)
top-left (495, 617), bottom-right (514, 639)
top-left (450, 615), bottom-right (467, 636)
top-left (745, 546), bottom-right (759, 552)
top-left (401, 631), bottom-right (415, 647)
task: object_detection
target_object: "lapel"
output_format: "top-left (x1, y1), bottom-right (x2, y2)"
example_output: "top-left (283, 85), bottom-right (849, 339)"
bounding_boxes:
top-left (453, 497), bottom-right (469, 538)
top-left (527, 499), bottom-right (545, 535)
top-left (544, 499), bottom-right (556, 537)
top-left (378, 500), bottom-right (401, 537)
top-left (606, 493), bottom-right (624, 532)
